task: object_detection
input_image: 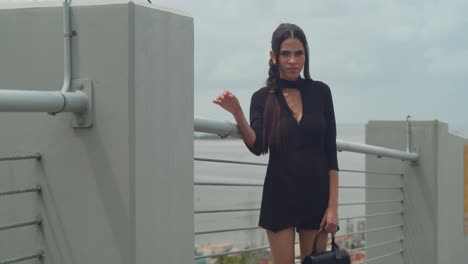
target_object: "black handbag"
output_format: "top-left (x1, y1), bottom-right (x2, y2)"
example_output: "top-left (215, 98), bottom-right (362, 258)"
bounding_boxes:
top-left (301, 227), bottom-right (351, 264)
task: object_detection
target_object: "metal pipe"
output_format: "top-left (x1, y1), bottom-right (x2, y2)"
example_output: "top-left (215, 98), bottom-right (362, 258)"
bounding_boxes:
top-left (194, 117), bottom-right (419, 161)
top-left (61, 0), bottom-right (72, 93)
top-left (0, 90), bottom-right (87, 113)
top-left (336, 139), bottom-right (418, 161)
top-left (406, 115), bottom-right (412, 152)
top-left (194, 116), bottom-right (241, 138)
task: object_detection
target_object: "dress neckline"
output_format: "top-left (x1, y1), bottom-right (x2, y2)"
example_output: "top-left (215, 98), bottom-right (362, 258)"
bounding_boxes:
top-left (278, 77), bottom-right (305, 90)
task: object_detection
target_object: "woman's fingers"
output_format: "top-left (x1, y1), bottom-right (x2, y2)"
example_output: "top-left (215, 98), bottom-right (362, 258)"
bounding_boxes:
top-left (320, 208), bottom-right (328, 228)
top-left (325, 222), bottom-right (338, 234)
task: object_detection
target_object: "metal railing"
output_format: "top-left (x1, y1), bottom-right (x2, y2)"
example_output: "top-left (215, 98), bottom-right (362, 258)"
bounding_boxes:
top-left (194, 117), bottom-right (419, 162)
top-left (194, 161), bottom-right (405, 262)
top-left (193, 118), bottom-right (409, 263)
top-left (0, 153), bottom-right (44, 264)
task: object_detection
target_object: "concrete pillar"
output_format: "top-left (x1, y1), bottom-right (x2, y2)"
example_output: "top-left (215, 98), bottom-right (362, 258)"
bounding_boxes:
top-left (0, 1), bottom-right (194, 263)
top-left (366, 120), bottom-right (468, 264)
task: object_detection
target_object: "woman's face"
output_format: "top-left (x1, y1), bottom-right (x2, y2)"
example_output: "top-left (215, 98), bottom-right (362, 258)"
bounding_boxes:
top-left (271, 37), bottom-right (306, 81)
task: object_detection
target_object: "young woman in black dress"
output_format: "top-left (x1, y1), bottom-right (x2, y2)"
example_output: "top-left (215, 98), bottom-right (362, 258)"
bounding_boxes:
top-left (213, 23), bottom-right (339, 263)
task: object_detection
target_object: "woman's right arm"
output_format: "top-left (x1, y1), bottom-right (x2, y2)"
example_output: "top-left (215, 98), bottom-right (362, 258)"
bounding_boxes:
top-left (213, 91), bottom-right (258, 150)
top-left (232, 109), bottom-right (256, 147)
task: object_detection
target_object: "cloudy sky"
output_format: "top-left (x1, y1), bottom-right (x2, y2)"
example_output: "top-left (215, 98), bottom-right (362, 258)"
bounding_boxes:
top-left (151, 0), bottom-right (468, 133)
top-left (2, 0), bottom-right (467, 134)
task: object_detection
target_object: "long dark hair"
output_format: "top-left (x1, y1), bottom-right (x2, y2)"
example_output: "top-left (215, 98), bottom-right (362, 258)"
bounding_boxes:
top-left (262, 23), bottom-right (312, 154)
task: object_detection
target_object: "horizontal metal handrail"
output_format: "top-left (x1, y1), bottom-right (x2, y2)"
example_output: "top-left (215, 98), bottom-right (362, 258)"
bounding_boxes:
top-left (0, 251), bottom-right (43, 264)
top-left (0, 90), bottom-right (88, 113)
top-left (348, 238), bottom-right (404, 253)
top-left (0, 219), bottom-right (41, 232)
top-left (0, 153), bottom-right (41, 162)
top-left (0, 186), bottom-right (41, 196)
top-left (194, 117), bottom-right (419, 161)
top-left (357, 249), bottom-right (403, 264)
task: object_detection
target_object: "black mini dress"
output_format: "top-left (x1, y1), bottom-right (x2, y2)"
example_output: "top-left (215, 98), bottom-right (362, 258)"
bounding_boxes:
top-left (245, 78), bottom-right (339, 232)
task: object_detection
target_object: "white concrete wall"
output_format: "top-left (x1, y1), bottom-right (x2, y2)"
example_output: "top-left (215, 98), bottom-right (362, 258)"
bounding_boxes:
top-left (0, 1), bottom-right (193, 263)
top-left (366, 120), bottom-right (468, 264)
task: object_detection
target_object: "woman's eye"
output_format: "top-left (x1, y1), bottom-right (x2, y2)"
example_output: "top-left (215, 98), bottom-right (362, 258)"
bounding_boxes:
top-left (280, 52), bottom-right (291, 56)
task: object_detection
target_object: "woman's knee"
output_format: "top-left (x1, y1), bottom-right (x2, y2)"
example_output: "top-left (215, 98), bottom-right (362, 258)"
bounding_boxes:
top-left (266, 227), bottom-right (295, 263)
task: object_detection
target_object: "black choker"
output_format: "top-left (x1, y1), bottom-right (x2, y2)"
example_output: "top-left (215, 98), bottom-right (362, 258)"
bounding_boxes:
top-left (278, 77), bottom-right (304, 90)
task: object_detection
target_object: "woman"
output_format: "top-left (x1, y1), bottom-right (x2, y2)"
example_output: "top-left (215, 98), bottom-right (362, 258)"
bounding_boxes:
top-left (213, 23), bottom-right (339, 263)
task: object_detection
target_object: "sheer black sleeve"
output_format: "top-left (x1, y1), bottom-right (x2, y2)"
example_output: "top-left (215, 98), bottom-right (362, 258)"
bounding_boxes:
top-left (245, 90), bottom-right (265, 156)
top-left (323, 83), bottom-right (339, 171)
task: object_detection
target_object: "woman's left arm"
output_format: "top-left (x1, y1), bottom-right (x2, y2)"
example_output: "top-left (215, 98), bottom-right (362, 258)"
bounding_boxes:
top-left (328, 169), bottom-right (339, 210)
top-left (321, 82), bottom-right (340, 234)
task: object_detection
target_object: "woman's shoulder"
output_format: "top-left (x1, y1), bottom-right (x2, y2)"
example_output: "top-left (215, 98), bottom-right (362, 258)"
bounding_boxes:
top-left (251, 86), bottom-right (269, 102)
top-left (304, 79), bottom-right (332, 96)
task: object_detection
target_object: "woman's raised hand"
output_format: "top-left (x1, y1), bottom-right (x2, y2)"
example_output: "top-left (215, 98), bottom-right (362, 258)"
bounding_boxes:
top-left (213, 90), bottom-right (242, 116)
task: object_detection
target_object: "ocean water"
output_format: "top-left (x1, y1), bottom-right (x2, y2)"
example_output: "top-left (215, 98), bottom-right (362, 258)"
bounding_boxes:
top-left (194, 124), bottom-right (367, 249)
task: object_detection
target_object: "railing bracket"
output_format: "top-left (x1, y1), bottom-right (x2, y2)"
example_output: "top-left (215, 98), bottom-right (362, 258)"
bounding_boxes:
top-left (71, 79), bottom-right (93, 128)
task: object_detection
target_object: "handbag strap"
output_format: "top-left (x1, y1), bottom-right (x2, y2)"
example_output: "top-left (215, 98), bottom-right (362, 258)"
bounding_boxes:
top-left (311, 225), bottom-right (340, 255)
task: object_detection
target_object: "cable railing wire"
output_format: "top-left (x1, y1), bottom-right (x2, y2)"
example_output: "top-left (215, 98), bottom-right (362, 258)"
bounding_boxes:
top-left (195, 200), bottom-right (402, 214)
top-left (0, 251), bottom-right (43, 264)
top-left (0, 218), bottom-right (41, 232)
top-left (195, 212), bottom-right (403, 235)
top-left (348, 238), bottom-right (404, 253)
top-left (194, 245), bottom-right (270, 260)
top-left (195, 181), bottom-right (402, 189)
top-left (334, 224), bottom-right (403, 238)
top-left (194, 157), bottom-right (404, 176)
top-left (0, 186), bottom-right (41, 196)
top-left (357, 249), bottom-right (403, 264)
top-left (0, 153), bottom-right (41, 162)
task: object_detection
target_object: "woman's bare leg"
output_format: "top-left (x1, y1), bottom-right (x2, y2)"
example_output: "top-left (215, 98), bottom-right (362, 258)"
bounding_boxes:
top-left (298, 229), bottom-right (328, 262)
top-left (266, 227), bottom-right (296, 264)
